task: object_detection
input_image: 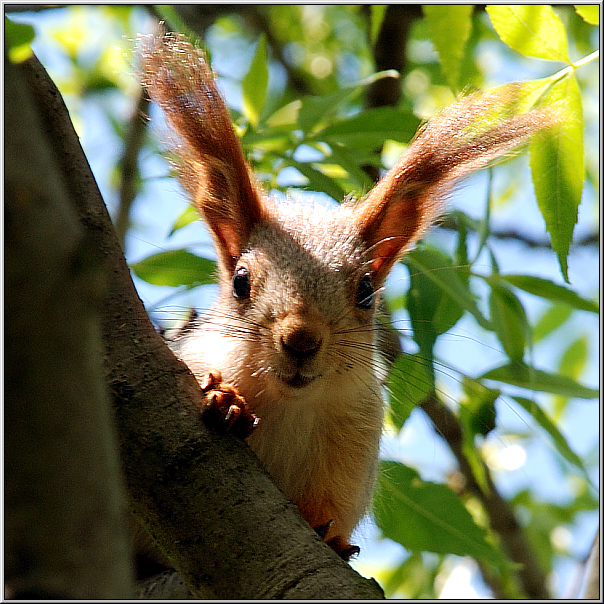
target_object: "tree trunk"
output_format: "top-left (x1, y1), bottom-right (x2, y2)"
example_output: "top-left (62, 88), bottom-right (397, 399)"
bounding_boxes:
top-left (5, 50), bottom-right (134, 600)
top-left (5, 51), bottom-right (384, 600)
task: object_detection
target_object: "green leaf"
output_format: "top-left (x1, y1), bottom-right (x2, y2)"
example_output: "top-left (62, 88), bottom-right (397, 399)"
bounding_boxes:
top-left (500, 274), bottom-right (598, 313)
top-left (533, 304), bottom-right (573, 343)
top-left (459, 379), bottom-right (499, 493)
top-left (374, 461), bottom-right (505, 565)
top-left (388, 354), bottom-right (434, 431)
top-left (574, 5), bottom-right (599, 25)
top-left (486, 5), bottom-right (570, 62)
top-left (369, 5), bottom-right (388, 46)
top-left (461, 379), bottom-right (499, 437)
top-left (481, 362), bottom-right (598, 399)
top-left (130, 250), bottom-right (216, 287)
top-left (558, 335), bottom-right (588, 381)
top-left (511, 396), bottom-right (590, 479)
top-left (315, 106), bottom-right (420, 148)
top-left (5, 16), bottom-right (35, 63)
top-left (242, 35), bottom-right (268, 128)
top-left (265, 99), bottom-right (302, 128)
top-left (284, 159), bottom-right (346, 201)
top-left (453, 214), bottom-right (471, 278)
top-left (405, 248), bottom-right (490, 334)
top-left (296, 70), bottom-right (398, 134)
top-left (488, 280), bottom-right (530, 362)
top-left (423, 5), bottom-right (473, 91)
top-left (169, 205), bottom-right (199, 236)
top-left (325, 145), bottom-right (375, 191)
top-left (530, 75), bottom-right (584, 282)
top-left (296, 88), bottom-right (359, 134)
top-left (381, 552), bottom-right (437, 599)
top-left (552, 334), bottom-right (588, 420)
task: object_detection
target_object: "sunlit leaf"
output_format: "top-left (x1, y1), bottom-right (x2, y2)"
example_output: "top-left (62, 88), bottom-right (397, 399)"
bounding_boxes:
top-left (242, 35), bottom-right (268, 128)
top-left (296, 70), bottom-right (398, 134)
top-left (296, 88), bottom-right (359, 134)
top-left (326, 145), bottom-right (375, 191)
top-left (265, 99), bottom-right (302, 128)
top-left (388, 354), bottom-right (433, 431)
top-left (488, 280), bottom-right (530, 362)
top-left (574, 5), bottom-right (599, 25)
top-left (381, 552), bottom-right (438, 599)
top-left (481, 362), bottom-right (598, 399)
top-left (500, 274), bottom-right (597, 313)
top-left (5, 16), bottom-right (35, 63)
top-left (169, 205), bottom-right (199, 236)
top-left (375, 461), bottom-right (505, 565)
top-left (486, 5), bottom-right (570, 62)
top-left (316, 106), bottom-right (420, 148)
top-left (423, 5), bottom-right (473, 91)
top-left (130, 249), bottom-right (215, 287)
top-left (369, 5), bottom-right (388, 46)
top-left (529, 75), bottom-right (584, 282)
top-left (532, 304), bottom-right (573, 343)
top-left (459, 379), bottom-right (499, 493)
top-left (558, 335), bottom-right (588, 381)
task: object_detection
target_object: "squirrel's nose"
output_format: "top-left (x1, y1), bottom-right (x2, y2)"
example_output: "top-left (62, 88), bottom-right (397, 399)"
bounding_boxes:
top-left (281, 328), bottom-right (322, 361)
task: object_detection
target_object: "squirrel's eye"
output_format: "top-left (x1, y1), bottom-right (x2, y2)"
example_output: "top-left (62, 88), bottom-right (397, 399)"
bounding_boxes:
top-left (233, 267), bottom-right (251, 300)
top-left (355, 275), bottom-right (374, 309)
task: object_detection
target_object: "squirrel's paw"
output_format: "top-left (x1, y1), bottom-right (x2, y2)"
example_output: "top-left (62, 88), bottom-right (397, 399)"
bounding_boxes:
top-left (326, 536), bottom-right (361, 561)
top-left (199, 371), bottom-right (259, 439)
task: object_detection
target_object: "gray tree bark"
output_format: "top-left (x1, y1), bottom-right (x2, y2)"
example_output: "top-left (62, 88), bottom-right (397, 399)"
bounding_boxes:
top-left (5, 50), bottom-right (134, 599)
top-left (5, 51), bottom-right (384, 600)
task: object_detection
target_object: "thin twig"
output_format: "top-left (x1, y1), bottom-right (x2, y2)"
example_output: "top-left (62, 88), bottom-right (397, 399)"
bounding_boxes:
top-left (437, 214), bottom-right (599, 249)
top-left (114, 87), bottom-right (150, 247)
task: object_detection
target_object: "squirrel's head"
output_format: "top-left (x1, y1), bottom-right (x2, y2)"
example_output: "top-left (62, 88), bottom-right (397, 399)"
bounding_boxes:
top-left (140, 31), bottom-right (556, 399)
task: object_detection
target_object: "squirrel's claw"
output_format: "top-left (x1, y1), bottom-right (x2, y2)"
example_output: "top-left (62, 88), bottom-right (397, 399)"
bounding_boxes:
top-left (326, 536), bottom-right (361, 561)
top-left (199, 371), bottom-right (259, 439)
top-left (313, 521), bottom-right (360, 561)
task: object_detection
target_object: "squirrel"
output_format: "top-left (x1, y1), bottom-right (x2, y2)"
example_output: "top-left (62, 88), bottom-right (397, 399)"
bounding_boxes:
top-left (139, 31), bottom-right (554, 562)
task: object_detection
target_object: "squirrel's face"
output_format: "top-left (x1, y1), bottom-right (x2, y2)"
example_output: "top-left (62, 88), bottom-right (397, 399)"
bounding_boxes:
top-left (212, 203), bottom-right (382, 404)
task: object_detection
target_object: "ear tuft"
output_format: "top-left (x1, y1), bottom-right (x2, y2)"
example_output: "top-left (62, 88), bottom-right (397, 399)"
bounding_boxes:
top-left (140, 31), bottom-right (266, 272)
top-left (355, 85), bottom-right (558, 284)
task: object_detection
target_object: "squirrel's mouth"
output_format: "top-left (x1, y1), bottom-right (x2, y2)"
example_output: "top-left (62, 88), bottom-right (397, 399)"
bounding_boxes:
top-left (282, 372), bottom-right (317, 389)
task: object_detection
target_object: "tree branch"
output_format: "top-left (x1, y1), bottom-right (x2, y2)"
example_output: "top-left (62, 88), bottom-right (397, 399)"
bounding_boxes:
top-left (437, 214), bottom-right (599, 249)
top-left (360, 5), bottom-right (421, 183)
top-left (20, 52), bottom-right (384, 600)
top-left (580, 528), bottom-right (600, 599)
top-left (420, 393), bottom-right (550, 599)
top-left (114, 86), bottom-right (150, 247)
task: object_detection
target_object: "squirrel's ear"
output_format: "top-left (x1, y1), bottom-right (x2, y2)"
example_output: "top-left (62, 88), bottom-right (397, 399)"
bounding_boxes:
top-left (140, 32), bottom-right (266, 272)
top-left (354, 86), bottom-right (556, 285)
top-left (354, 176), bottom-right (440, 286)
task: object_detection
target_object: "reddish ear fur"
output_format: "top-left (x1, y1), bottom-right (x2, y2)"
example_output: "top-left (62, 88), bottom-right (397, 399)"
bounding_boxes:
top-left (140, 31), bottom-right (266, 272)
top-left (354, 87), bottom-right (556, 284)
top-left (142, 34), bottom-right (555, 285)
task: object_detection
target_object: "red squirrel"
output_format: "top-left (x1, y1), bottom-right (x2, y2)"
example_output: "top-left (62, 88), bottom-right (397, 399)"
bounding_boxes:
top-left (139, 31), bottom-right (554, 561)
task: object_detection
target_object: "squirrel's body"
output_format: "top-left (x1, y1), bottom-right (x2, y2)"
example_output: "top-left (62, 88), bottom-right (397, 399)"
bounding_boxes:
top-left (172, 202), bottom-right (384, 543)
top-left (140, 31), bottom-right (554, 559)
